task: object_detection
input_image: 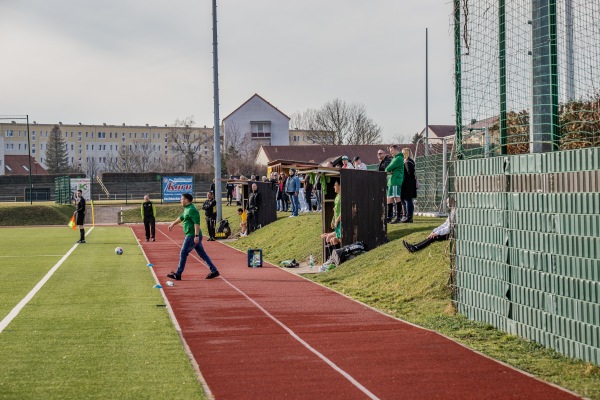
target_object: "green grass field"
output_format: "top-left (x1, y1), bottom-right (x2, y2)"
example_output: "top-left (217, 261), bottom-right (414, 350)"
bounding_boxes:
top-left (1, 203), bottom-right (599, 398)
top-left (0, 227), bottom-right (205, 400)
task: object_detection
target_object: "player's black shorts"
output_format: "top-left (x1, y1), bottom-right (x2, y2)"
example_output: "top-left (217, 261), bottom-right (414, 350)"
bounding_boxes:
top-left (76, 212), bottom-right (85, 225)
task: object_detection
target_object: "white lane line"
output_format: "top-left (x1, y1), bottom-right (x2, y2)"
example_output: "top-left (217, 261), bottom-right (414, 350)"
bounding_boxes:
top-left (156, 227), bottom-right (380, 400)
top-left (135, 226), bottom-right (214, 400)
top-left (0, 227), bottom-right (94, 334)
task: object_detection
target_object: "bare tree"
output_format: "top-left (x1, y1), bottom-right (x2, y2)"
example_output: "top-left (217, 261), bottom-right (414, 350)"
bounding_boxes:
top-left (293, 99), bottom-right (382, 145)
top-left (104, 140), bottom-right (159, 173)
top-left (222, 121), bottom-right (260, 176)
top-left (167, 116), bottom-right (205, 172)
top-left (85, 156), bottom-right (104, 179)
top-left (391, 133), bottom-right (411, 145)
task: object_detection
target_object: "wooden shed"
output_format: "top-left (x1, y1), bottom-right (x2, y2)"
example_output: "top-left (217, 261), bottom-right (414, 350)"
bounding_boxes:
top-left (301, 167), bottom-right (388, 261)
top-left (224, 180), bottom-right (277, 231)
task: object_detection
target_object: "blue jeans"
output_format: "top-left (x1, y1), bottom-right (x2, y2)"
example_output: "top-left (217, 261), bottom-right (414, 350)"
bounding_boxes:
top-left (176, 235), bottom-right (218, 276)
top-left (290, 193), bottom-right (300, 216)
top-left (404, 197), bottom-right (414, 218)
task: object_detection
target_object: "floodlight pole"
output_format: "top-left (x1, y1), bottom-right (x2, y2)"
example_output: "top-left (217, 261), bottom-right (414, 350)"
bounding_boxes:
top-left (425, 28), bottom-right (429, 157)
top-left (26, 115), bottom-right (33, 204)
top-left (212, 0), bottom-right (223, 222)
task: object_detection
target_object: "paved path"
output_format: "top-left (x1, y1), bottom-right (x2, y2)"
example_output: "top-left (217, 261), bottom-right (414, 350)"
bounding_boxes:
top-left (133, 224), bottom-right (581, 400)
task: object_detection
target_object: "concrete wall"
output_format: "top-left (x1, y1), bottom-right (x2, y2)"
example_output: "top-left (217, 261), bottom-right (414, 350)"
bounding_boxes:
top-left (454, 147), bottom-right (600, 364)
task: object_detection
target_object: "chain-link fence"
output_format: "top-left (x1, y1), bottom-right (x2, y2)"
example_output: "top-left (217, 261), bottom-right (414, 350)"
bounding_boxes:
top-left (414, 137), bottom-right (455, 216)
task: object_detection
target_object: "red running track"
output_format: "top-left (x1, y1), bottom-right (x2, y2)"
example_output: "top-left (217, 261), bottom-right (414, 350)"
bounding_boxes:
top-left (133, 224), bottom-right (581, 400)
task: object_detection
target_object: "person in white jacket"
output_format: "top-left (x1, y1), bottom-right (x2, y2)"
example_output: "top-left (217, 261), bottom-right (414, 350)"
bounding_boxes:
top-left (402, 207), bottom-right (454, 253)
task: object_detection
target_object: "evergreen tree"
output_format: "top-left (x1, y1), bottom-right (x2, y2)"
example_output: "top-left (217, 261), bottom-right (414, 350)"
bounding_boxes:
top-left (45, 125), bottom-right (70, 173)
top-left (411, 132), bottom-right (422, 144)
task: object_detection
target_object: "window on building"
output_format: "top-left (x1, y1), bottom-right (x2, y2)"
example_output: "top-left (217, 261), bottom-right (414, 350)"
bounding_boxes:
top-left (5, 130), bottom-right (13, 137)
top-left (250, 121), bottom-right (271, 138)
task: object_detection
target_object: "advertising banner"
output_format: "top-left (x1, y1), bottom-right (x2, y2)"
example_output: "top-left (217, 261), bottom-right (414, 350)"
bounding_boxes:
top-left (70, 178), bottom-right (91, 201)
top-left (162, 176), bottom-right (194, 202)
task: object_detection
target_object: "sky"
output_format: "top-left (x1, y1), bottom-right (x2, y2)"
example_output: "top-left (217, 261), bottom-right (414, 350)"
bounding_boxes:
top-left (0, 0), bottom-right (456, 143)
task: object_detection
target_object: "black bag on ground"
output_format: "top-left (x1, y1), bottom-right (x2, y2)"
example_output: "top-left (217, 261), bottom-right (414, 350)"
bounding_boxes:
top-left (215, 219), bottom-right (231, 238)
top-left (331, 241), bottom-right (366, 267)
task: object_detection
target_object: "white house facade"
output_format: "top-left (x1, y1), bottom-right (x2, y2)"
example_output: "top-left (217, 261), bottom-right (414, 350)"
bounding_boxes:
top-left (223, 94), bottom-right (290, 148)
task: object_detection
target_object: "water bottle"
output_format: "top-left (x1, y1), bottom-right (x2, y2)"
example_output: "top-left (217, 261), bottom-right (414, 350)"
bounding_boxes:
top-left (309, 253), bottom-right (314, 269)
top-left (253, 253), bottom-right (259, 268)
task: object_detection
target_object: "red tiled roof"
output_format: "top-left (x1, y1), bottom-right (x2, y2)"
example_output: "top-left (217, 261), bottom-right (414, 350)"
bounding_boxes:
top-left (259, 144), bottom-right (416, 166)
top-left (4, 155), bottom-right (49, 175)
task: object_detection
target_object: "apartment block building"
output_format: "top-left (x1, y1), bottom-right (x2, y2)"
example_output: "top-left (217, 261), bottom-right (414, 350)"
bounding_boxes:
top-left (0, 121), bottom-right (215, 176)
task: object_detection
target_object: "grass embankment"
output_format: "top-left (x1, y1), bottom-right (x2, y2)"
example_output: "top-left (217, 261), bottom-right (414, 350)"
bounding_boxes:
top-left (3, 202), bottom-right (600, 397)
top-left (0, 203), bottom-right (75, 226)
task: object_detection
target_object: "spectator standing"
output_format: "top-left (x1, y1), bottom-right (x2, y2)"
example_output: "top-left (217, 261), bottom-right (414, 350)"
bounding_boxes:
top-left (401, 148), bottom-right (417, 223)
top-left (385, 145), bottom-right (405, 224)
top-left (210, 179), bottom-right (215, 194)
top-left (353, 156), bottom-right (367, 170)
top-left (285, 168), bottom-right (301, 217)
top-left (298, 175), bottom-right (308, 212)
top-left (247, 183), bottom-right (261, 233)
top-left (73, 189), bottom-right (86, 244)
top-left (313, 172), bottom-right (322, 212)
top-left (304, 174), bottom-right (313, 212)
top-left (377, 149), bottom-right (392, 171)
top-left (202, 191), bottom-right (217, 241)
top-left (226, 178), bottom-right (235, 206)
top-left (167, 193), bottom-right (220, 280)
top-left (141, 194), bottom-right (157, 242)
top-left (277, 174), bottom-right (287, 211)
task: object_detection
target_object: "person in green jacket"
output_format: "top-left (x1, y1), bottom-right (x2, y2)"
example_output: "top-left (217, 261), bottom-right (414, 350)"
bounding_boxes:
top-left (166, 193), bottom-right (220, 280)
top-left (385, 144), bottom-right (404, 224)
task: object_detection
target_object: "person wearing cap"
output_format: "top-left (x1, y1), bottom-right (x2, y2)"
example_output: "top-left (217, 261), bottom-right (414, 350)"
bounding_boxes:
top-left (341, 156), bottom-right (354, 169)
top-left (284, 168), bottom-right (301, 217)
top-left (353, 156), bottom-right (367, 170)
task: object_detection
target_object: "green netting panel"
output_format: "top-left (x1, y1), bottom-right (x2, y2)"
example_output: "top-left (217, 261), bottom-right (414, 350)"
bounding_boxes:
top-left (456, 0), bottom-right (600, 157)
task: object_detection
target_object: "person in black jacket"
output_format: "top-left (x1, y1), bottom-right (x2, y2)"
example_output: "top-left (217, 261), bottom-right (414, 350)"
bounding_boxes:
top-left (400, 148), bottom-right (417, 223)
top-left (247, 183), bottom-right (261, 233)
top-left (141, 194), bottom-right (157, 241)
top-left (226, 178), bottom-right (235, 206)
top-left (73, 189), bottom-right (86, 243)
top-left (202, 191), bottom-right (217, 241)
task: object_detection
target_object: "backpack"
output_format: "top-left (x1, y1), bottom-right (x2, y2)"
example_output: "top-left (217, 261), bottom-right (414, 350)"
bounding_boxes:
top-left (215, 219), bottom-right (231, 238)
top-left (331, 241), bottom-right (366, 267)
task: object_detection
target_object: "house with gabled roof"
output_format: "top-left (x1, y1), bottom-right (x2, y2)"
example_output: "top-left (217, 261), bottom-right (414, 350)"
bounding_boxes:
top-left (222, 93), bottom-right (291, 148)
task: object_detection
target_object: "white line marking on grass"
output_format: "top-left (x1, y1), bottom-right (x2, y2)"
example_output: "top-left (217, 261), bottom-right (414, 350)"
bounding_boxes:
top-left (0, 255), bottom-right (66, 258)
top-left (0, 227), bottom-right (94, 334)
top-left (157, 227), bottom-right (380, 400)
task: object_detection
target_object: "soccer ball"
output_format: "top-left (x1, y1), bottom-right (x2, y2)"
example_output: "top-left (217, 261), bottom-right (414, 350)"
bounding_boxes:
top-left (115, 247), bottom-right (123, 255)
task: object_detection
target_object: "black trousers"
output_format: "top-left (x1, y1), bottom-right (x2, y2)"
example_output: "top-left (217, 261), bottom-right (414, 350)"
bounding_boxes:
top-left (206, 216), bottom-right (216, 239)
top-left (143, 217), bottom-right (155, 239)
top-left (412, 234), bottom-right (449, 251)
top-left (247, 211), bottom-right (258, 233)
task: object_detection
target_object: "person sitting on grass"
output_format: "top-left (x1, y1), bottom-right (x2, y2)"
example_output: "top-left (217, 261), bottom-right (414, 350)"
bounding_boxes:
top-left (403, 198), bottom-right (455, 253)
top-left (237, 207), bottom-right (248, 237)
